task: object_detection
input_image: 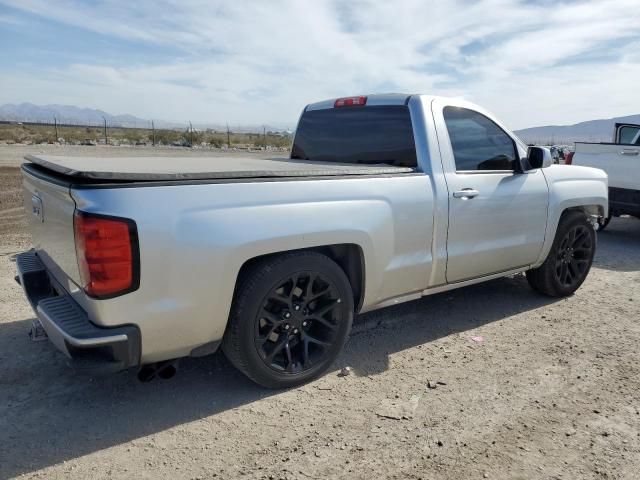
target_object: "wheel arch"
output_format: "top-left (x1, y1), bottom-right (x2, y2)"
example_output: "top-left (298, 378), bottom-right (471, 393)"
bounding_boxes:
top-left (563, 204), bottom-right (605, 218)
top-left (234, 244), bottom-right (366, 313)
top-left (534, 202), bottom-right (605, 268)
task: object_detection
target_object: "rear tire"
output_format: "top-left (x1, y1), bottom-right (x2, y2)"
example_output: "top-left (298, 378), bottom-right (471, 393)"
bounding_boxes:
top-left (222, 251), bottom-right (354, 389)
top-left (526, 211), bottom-right (596, 297)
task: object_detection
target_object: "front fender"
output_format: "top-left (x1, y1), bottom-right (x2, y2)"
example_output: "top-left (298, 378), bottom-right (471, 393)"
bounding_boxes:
top-left (535, 165), bottom-right (608, 266)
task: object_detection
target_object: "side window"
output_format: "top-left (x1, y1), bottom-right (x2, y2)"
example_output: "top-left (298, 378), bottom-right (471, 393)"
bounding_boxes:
top-left (443, 107), bottom-right (518, 171)
top-left (618, 126), bottom-right (640, 145)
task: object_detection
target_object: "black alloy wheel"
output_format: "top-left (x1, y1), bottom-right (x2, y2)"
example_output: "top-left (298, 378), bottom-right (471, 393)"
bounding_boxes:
top-left (526, 211), bottom-right (596, 297)
top-left (223, 251), bottom-right (354, 389)
top-left (554, 224), bottom-right (594, 288)
top-left (255, 272), bottom-right (343, 374)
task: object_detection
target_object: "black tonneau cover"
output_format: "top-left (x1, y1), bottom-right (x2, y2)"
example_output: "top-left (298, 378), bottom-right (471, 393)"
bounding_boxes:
top-left (25, 154), bottom-right (414, 182)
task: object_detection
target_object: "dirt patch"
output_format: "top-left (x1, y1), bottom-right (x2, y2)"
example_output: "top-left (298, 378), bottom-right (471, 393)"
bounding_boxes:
top-left (0, 159), bottom-right (638, 480)
top-left (0, 167), bottom-right (30, 247)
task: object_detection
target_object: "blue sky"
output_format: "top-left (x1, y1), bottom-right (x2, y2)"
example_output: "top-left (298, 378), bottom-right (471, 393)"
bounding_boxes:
top-left (1, 0), bottom-right (639, 129)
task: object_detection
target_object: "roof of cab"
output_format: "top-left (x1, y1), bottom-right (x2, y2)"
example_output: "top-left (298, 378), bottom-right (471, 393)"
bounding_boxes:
top-left (304, 93), bottom-right (460, 111)
top-left (306, 93), bottom-right (411, 111)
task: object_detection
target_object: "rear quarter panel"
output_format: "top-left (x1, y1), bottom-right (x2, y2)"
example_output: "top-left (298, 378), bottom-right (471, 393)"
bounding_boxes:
top-left (71, 175), bottom-right (434, 362)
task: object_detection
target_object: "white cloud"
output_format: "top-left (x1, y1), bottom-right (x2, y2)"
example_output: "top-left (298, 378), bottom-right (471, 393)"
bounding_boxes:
top-left (1, 0), bottom-right (639, 129)
top-left (0, 12), bottom-right (24, 25)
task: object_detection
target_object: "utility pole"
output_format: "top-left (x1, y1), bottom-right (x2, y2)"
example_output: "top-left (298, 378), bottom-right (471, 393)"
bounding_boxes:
top-left (102, 116), bottom-right (108, 145)
top-left (189, 121), bottom-right (194, 147)
top-left (263, 126), bottom-right (266, 147)
top-left (227, 123), bottom-right (231, 148)
top-left (151, 120), bottom-right (155, 146)
top-left (54, 116), bottom-right (58, 143)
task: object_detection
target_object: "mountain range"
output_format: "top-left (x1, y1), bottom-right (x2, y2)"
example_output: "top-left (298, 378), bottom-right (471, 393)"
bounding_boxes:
top-left (1, 102), bottom-right (637, 142)
top-left (0, 103), bottom-right (163, 128)
top-left (514, 114), bottom-right (640, 144)
top-left (0, 103), bottom-right (291, 133)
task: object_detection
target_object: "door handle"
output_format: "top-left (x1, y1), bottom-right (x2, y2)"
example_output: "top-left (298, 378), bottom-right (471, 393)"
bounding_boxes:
top-left (619, 149), bottom-right (639, 156)
top-left (453, 188), bottom-right (480, 199)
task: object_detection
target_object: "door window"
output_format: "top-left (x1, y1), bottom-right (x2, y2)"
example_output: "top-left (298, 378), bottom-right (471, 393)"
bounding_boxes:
top-left (618, 125), bottom-right (640, 145)
top-left (443, 107), bottom-right (518, 171)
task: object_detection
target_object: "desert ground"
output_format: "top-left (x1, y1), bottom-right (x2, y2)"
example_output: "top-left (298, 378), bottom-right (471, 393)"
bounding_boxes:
top-left (0, 144), bottom-right (638, 480)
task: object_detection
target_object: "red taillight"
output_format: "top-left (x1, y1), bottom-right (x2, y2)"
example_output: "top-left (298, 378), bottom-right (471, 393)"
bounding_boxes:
top-left (565, 151), bottom-right (574, 165)
top-left (334, 96), bottom-right (367, 108)
top-left (74, 211), bottom-right (139, 298)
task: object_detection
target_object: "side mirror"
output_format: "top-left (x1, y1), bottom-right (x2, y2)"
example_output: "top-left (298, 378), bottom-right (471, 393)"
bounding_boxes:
top-left (526, 146), bottom-right (553, 170)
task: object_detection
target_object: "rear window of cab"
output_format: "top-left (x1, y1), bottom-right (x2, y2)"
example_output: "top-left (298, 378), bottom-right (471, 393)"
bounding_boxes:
top-left (291, 105), bottom-right (417, 167)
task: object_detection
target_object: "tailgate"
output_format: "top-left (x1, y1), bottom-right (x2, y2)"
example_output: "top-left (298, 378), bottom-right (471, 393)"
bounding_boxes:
top-left (21, 164), bottom-right (81, 286)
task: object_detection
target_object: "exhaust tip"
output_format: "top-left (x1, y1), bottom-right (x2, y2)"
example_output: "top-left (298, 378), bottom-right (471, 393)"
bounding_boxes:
top-left (158, 363), bottom-right (177, 380)
top-left (137, 365), bottom-right (157, 382)
top-left (137, 360), bottom-right (179, 382)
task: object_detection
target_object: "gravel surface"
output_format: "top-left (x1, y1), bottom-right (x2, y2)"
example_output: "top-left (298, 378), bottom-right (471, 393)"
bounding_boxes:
top-left (0, 148), bottom-right (639, 480)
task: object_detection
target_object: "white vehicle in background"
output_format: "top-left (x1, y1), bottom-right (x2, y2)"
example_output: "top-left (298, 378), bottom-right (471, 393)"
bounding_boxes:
top-left (569, 123), bottom-right (640, 229)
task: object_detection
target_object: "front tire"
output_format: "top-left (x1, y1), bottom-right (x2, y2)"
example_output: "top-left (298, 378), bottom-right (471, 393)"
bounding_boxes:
top-left (222, 251), bottom-right (354, 389)
top-left (526, 211), bottom-right (596, 297)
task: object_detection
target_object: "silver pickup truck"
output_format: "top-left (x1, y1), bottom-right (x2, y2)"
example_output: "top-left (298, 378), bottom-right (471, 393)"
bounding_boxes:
top-left (16, 94), bottom-right (608, 388)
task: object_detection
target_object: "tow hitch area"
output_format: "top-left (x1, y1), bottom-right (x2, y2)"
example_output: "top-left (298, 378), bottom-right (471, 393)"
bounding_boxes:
top-left (28, 319), bottom-right (48, 342)
top-left (16, 251), bottom-right (142, 375)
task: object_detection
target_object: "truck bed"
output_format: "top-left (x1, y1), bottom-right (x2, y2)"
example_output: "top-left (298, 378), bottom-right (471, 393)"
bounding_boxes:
top-left (24, 154), bottom-right (414, 182)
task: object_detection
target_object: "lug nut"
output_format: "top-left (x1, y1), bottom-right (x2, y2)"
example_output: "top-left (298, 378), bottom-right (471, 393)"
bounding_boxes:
top-left (284, 324), bottom-right (290, 330)
top-left (302, 321), bottom-right (308, 327)
top-left (293, 328), bottom-right (299, 334)
top-left (284, 312), bottom-right (291, 319)
top-left (294, 304), bottom-right (300, 311)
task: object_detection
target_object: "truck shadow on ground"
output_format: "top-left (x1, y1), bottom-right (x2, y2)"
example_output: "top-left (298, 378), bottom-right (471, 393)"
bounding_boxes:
top-left (0, 273), bottom-right (564, 478)
top-left (593, 216), bottom-right (640, 272)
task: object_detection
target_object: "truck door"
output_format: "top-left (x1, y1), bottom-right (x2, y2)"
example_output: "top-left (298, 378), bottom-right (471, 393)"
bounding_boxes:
top-left (431, 99), bottom-right (549, 283)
